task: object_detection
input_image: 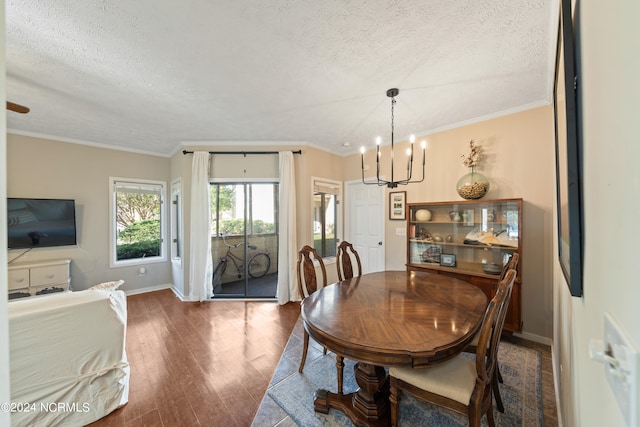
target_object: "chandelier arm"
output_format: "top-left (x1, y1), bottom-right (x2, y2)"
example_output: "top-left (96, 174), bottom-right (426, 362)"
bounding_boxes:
top-left (362, 150), bottom-right (390, 186)
top-left (403, 148), bottom-right (426, 184)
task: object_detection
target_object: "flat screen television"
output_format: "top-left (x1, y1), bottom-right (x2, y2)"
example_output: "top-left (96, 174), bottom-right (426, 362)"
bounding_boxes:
top-left (7, 198), bottom-right (77, 249)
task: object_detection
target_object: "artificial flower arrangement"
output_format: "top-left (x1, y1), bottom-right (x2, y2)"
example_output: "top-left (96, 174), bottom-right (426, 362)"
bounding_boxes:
top-left (461, 139), bottom-right (483, 168)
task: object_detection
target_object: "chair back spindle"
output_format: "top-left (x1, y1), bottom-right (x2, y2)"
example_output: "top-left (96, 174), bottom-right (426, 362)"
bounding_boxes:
top-left (297, 245), bottom-right (327, 299)
top-left (336, 241), bottom-right (363, 281)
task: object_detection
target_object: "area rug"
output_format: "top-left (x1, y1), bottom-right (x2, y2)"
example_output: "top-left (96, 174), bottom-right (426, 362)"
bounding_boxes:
top-left (259, 319), bottom-right (544, 426)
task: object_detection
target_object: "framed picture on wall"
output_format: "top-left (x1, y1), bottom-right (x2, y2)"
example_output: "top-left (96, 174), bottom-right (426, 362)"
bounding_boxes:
top-left (554, 0), bottom-right (583, 297)
top-left (389, 191), bottom-right (406, 220)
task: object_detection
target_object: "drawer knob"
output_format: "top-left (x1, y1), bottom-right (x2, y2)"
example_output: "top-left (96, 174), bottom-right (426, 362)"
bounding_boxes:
top-left (46, 274), bottom-right (55, 279)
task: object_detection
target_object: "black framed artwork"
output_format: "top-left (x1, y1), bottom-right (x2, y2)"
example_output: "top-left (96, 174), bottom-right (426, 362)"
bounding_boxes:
top-left (389, 191), bottom-right (406, 220)
top-left (554, 0), bottom-right (583, 297)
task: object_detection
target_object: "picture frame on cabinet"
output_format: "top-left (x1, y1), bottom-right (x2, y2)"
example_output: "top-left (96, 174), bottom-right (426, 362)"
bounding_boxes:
top-left (440, 253), bottom-right (456, 267)
top-left (554, 0), bottom-right (583, 297)
top-left (389, 191), bottom-right (406, 220)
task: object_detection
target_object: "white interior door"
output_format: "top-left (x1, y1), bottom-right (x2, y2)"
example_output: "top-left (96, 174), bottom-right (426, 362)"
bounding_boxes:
top-left (344, 181), bottom-right (385, 273)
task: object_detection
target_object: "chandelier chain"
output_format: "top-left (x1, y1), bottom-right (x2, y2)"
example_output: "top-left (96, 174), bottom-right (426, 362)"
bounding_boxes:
top-left (391, 96), bottom-right (395, 142)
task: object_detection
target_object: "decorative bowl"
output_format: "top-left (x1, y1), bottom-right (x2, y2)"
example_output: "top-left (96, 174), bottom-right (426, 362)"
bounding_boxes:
top-left (482, 263), bottom-right (502, 275)
top-left (415, 209), bottom-right (432, 221)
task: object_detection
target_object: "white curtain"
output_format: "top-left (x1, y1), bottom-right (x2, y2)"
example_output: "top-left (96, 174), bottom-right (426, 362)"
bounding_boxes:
top-left (277, 151), bottom-right (299, 303)
top-left (188, 152), bottom-right (213, 301)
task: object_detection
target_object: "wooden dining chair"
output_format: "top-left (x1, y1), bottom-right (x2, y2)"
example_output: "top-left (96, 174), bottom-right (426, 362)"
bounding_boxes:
top-left (336, 241), bottom-right (363, 281)
top-left (389, 269), bottom-right (517, 427)
top-left (464, 252), bottom-right (520, 412)
top-left (297, 245), bottom-right (347, 393)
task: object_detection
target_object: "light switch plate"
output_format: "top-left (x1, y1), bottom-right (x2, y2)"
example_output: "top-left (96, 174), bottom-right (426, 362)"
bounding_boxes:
top-left (604, 312), bottom-right (639, 426)
top-left (395, 227), bottom-right (406, 236)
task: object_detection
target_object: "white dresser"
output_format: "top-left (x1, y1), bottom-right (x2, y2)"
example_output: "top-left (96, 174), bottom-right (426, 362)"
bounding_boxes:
top-left (8, 258), bottom-right (71, 299)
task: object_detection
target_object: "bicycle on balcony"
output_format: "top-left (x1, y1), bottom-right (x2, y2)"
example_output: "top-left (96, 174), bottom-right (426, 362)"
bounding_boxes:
top-left (212, 233), bottom-right (271, 292)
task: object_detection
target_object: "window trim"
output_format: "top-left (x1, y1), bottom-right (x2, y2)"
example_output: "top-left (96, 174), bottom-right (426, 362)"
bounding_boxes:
top-left (109, 177), bottom-right (167, 268)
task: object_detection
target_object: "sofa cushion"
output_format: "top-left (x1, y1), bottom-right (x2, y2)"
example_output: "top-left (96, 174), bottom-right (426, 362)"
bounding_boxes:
top-left (88, 279), bottom-right (124, 291)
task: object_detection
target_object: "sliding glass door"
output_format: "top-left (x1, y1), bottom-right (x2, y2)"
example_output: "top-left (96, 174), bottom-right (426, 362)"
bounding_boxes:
top-left (210, 182), bottom-right (278, 298)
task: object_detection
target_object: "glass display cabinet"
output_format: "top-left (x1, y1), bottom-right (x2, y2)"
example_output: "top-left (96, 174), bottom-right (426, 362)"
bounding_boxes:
top-left (406, 198), bottom-right (522, 332)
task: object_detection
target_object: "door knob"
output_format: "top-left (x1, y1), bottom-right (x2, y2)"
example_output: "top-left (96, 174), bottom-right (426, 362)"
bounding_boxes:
top-left (378, 241), bottom-right (383, 245)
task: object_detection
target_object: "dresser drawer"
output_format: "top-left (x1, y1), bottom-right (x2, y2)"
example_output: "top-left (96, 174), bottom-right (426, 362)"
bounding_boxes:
top-left (30, 265), bottom-right (69, 287)
top-left (8, 269), bottom-right (29, 291)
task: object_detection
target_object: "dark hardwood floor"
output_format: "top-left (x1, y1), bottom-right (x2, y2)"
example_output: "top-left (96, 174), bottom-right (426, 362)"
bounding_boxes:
top-left (89, 289), bottom-right (300, 427)
top-left (89, 289), bottom-right (557, 427)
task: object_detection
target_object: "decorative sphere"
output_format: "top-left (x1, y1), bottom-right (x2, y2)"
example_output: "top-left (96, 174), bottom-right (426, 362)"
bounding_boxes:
top-left (415, 209), bottom-right (432, 221)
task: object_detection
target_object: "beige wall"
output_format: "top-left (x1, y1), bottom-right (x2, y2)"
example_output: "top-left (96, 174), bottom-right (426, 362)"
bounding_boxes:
top-left (343, 106), bottom-right (556, 340)
top-left (7, 134), bottom-right (171, 292)
top-left (553, 1), bottom-right (640, 426)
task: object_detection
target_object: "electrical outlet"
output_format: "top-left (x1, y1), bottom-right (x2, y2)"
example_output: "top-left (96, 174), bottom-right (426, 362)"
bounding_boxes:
top-left (604, 313), bottom-right (639, 426)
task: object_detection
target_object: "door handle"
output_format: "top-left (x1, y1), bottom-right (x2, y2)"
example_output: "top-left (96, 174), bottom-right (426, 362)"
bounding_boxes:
top-left (378, 241), bottom-right (383, 245)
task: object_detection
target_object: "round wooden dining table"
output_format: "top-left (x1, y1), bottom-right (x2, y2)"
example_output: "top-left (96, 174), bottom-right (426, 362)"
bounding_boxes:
top-left (301, 270), bottom-right (488, 427)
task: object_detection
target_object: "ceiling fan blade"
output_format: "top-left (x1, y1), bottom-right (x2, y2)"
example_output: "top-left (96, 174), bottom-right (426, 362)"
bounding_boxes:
top-left (7, 101), bottom-right (30, 114)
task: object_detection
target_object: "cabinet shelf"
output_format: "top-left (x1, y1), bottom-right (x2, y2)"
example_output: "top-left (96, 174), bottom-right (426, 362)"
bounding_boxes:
top-left (406, 198), bottom-right (522, 333)
top-left (410, 220), bottom-right (508, 226)
top-left (408, 239), bottom-right (518, 250)
top-left (407, 260), bottom-right (506, 279)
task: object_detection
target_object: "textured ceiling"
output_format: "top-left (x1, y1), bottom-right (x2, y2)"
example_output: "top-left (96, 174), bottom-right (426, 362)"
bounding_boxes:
top-left (5, 0), bottom-right (558, 157)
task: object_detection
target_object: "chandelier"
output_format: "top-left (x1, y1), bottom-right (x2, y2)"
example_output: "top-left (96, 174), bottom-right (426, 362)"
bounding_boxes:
top-left (361, 88), bottom-right (426, 188)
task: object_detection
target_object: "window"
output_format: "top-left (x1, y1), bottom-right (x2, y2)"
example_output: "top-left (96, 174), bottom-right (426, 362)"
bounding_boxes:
top-left (210, 182), bottom-right (279, 298)
top-left (110, 178), bottom-right (167, 267)
top-left (210, 183), bottom-right (278, 236)
top-left (312, 177), bottom-right (340, 258)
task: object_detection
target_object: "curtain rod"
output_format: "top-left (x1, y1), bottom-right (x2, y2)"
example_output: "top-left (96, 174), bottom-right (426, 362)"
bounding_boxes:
top-left (182, 149), bottom-right (302, 156)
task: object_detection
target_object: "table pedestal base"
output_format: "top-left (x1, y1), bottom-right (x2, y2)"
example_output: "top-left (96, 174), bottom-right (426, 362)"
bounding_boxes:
top-left (314, 362), bottom-right (389, 427)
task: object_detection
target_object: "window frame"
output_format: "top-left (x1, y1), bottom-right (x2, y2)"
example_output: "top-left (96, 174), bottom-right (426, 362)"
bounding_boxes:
top-left (170, 178), bottom-right (183, 264)
top-left (311, 177), bottom-right (342, 260)
top-left (109, 177), bottom-right (167, 268)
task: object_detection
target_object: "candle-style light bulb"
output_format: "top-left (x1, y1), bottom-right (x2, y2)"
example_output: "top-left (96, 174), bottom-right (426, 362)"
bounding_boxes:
top-left (421, 140), bottom-right (427, 165)
top-left (360, 146), bottom-right (365, 169)
top-left (409, 134), bottom-right (415, 161)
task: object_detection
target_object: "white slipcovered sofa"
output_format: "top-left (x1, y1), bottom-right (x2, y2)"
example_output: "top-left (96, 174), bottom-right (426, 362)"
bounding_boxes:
top-left (8, 289), bottom-right (129, 427)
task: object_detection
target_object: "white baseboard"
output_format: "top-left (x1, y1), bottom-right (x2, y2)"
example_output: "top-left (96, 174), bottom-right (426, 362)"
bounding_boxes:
top-left (169, 287), bottom-right (276, 303)
top-left (123, 283), bottom-right (172, 296)
top-left (513, 330), bottom-right (553, 346)
top-left (169, 287), bottom-right (204, 301)
top-left (550, 344), bottom-right (564, 427)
